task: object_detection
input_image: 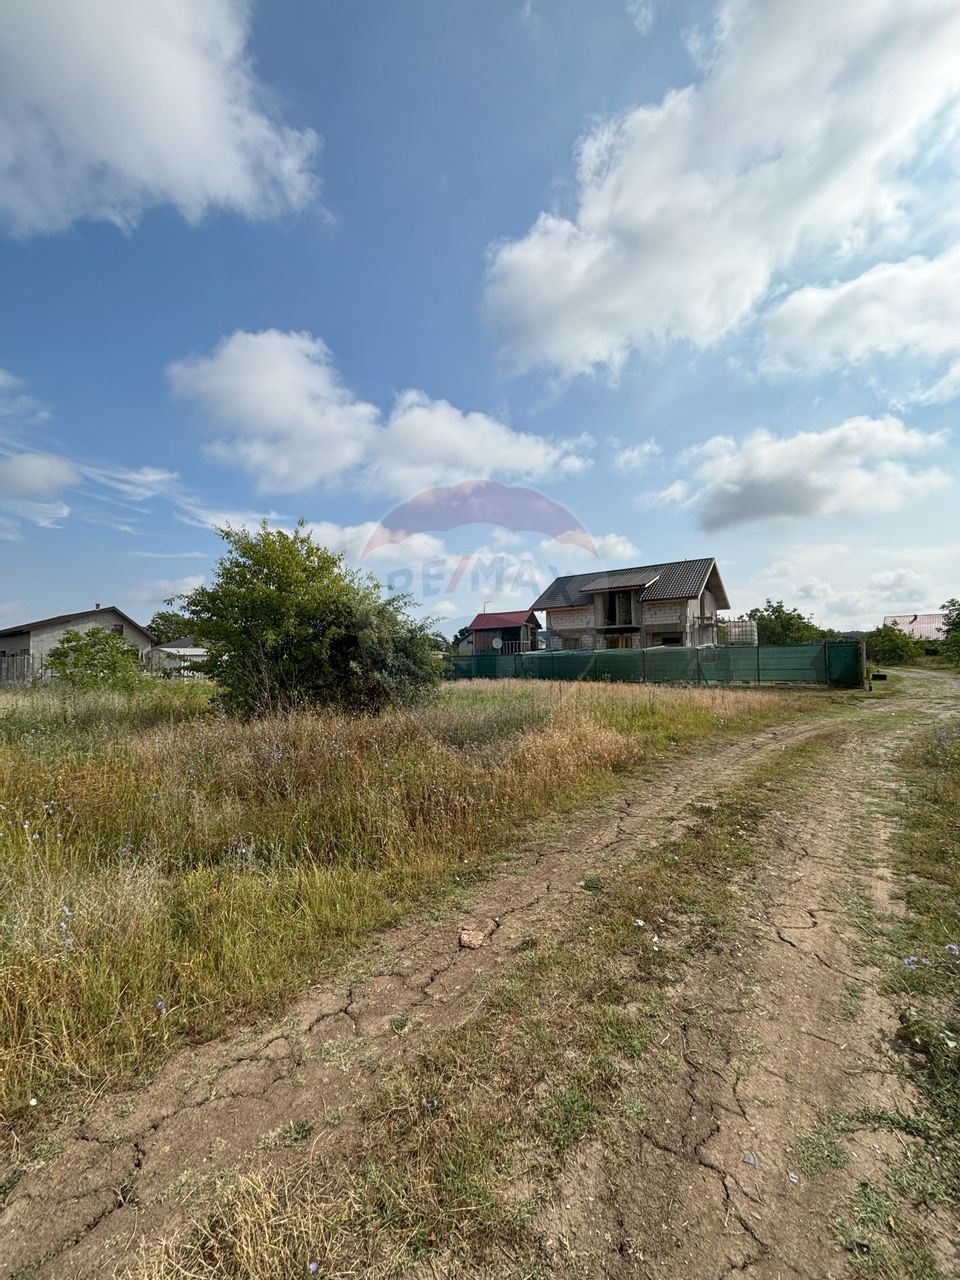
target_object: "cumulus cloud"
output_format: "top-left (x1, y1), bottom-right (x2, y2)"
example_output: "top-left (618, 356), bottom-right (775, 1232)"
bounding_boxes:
top-left (485, 0), bottom-right (960, 379)
top-left (0, 450), bottom-right (82, 538)
top-left (653, 417), bottom-right (950, 531)
top-left (0, 0), bottom-right (319, 236)
top-left (743, 543), bottom-right (956, 628)
top-left (170, 329), bottom-right (593, 497)
top-left (761, 247), bottom-right (960, 404)
top-left (614, 439), bottom-right (660, 472)
top-left (126, 574), bottom-right (204, 605)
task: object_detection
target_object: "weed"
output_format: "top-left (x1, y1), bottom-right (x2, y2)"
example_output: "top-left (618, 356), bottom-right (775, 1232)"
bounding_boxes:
top-left (790, 1119), bottom-right (849, 1177)
top-left (0, 678), bottom-right (813, 1123)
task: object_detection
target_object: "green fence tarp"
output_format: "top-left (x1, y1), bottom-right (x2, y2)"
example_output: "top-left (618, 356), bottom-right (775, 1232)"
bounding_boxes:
top-left (449, 641), bottom-right (862, 689)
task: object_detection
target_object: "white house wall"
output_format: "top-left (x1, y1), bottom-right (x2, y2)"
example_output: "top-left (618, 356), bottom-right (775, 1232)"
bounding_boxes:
top-left (29, 611), bottom-right (153, 668)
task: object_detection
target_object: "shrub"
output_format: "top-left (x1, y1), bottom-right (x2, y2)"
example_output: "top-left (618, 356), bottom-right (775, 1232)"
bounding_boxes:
top-left (179, 522), bottom-right (440, 717)
top-left (863, 622), bottom-right (921, 666)
top-left (45, 627), bottom-right (147, 691)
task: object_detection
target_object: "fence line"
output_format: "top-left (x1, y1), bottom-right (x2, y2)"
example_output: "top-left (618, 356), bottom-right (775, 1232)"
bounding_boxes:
top-left (0, 654), bottom-right (33, 685)
top-left (448, 641), bottom-right (865, 689)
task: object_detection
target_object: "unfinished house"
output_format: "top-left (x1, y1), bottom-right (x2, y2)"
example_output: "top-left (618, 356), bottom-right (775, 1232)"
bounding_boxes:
top-left (531, 558), bottom-right (730, 651)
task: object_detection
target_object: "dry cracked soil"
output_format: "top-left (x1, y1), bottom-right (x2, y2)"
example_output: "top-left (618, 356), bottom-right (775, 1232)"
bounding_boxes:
top-left (3, 668), bottom-right (959, 1280)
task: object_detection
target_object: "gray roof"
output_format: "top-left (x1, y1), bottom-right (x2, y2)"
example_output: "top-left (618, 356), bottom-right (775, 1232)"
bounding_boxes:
top-left (532, 558), bottom-right (729, 611)
top-left (0, 606), bottom-right (155, 642)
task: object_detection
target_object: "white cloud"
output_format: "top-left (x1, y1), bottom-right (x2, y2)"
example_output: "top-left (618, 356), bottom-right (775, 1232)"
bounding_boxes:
top-left (761, 246), bottom-right (960, 404)
top-left (741, 542), bottom-right (957, 628)
top-left (0, 369), bottom-right (50, 423)
top-left (0, 450), bottom-right (81, 538)
top-left (625, 1), bottom-right (657, 35)
top-left (126, 574), bottom-right (204, 605)
top-left (0, 0), bottom-right (319, 236)
top-left (81, 464), bottom-right (180, 502)
top-left (129, 550), bottom-right (208, 560)
top-left (614, 439), bottom-right (660, 472)
top-left (170, 329), bottom-right (593, 497)
top-left (485, 0), bottom-right (960, 379)
top-left (169, 331), bottom-right (378, 492)
top-left (654, 416), bottom-right (950, 531)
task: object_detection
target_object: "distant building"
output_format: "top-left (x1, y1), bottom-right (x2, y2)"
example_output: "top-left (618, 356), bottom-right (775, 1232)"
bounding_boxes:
top-left (145, 635), bottom-right (207, 678)
top-left (882, 613), bottom-right (945, 642)
top-left (460, 609), bottom-right (541, 655)
top-left (532, 558), bottom-right (729, 651)
top-left (0, 605), bottom-right (154, 682)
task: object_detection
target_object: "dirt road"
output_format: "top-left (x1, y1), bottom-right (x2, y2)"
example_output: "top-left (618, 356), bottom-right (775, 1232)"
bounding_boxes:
top-left (3, 669), bottom-right (958, 1279)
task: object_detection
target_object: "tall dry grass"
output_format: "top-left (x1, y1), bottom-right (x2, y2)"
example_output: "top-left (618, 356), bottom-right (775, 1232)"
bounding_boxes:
top-left (0, 678), bottom-right (813, 1123)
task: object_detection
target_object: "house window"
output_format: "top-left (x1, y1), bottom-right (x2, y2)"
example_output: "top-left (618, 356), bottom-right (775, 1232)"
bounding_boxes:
top-left (112, 624), bottom-right (124, 636)
top-left (561, 636), bottom-right (581, 651)
top-left (661, 633), bottom-right (683, 646)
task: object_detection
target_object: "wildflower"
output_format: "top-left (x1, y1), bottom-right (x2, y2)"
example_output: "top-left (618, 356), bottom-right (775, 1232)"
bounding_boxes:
top-left (921, 958), bottom-right (931, 966)
top-left (904, 956), bottom-right (918, 967)
top-left (156, 1000), bottom-right (167, 1015)
top-left (58, 920), bottom-right (67, 932)
top-left (633, 919), bottom-right (645, 928)
top-left (308, 1265), bottom-right (319, 1275)
top-left (61, 905), bottom-right (72, 918)
top-left (946, 944), bottom-right (959, 957)
top-left (29, 1097), bottom-right (37, 1107)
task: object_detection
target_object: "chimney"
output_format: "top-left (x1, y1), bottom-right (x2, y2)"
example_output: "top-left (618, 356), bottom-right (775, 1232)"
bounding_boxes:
top-left (95, 602), bottom-right (100, 610)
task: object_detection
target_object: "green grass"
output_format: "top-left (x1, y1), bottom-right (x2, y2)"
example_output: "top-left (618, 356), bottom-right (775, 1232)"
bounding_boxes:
top-left (0, 678), bottom-right (816, 1131)
top-left (826, 721), bottom-right (960, 1279)
top-left (789, 1118), bottom-right (849, 1177)
top-left (132, 733), bottom-right (836, 1280)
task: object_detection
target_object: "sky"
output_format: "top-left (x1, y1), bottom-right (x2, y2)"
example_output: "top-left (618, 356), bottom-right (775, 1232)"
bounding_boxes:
top-left (0, 0), bottom-right (957, 634)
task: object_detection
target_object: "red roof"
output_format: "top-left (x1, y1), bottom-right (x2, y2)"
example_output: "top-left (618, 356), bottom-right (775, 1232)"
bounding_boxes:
top-left (466, 610), bottom-right (539, 631)
top-left (883, 613), bottom-right (945, 640)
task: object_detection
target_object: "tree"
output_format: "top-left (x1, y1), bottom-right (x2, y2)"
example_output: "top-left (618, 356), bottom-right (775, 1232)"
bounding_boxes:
top-left (744, 599), bottom-right (833, 646)
top-left (941, 598), bottom-right (960, 667)
top-left (178, 522), bottom-right (441, 716)
top-left (863, 622), bottom-right (920, 665)
top-left (46, 627), bottom-right (147, 690)
top-left (147, 608), bottom-right (191, 644)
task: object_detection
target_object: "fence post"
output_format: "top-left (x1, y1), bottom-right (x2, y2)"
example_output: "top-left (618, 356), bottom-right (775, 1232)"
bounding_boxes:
top-left (824, 641), bottom-right (831, 686)
top-left (696, 646), bottom-right (702, 685)
top-left (756, 644), bottom-right (761, 685)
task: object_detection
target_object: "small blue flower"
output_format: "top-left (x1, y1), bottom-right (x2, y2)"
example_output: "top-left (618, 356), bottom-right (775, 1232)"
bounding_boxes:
top-left (904, 956), bottom-right (918, 967)
top-left (946, 943), bottom-right (959, 957)
top-left (156, 1000), bottom-right (167, 1015)
top-left (58, 920), bottom-right (67, 931)
top-left (921, 958), bottom-right (931, 966)
top-left (61, 905), bottom-right (72, 917)
top-left (308, 1265), bottom-right (319, 1275)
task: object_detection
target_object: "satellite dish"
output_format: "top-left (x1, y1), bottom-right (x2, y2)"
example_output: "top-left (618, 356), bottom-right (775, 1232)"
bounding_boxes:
top-left (491, 637), bottom-right (503, 650)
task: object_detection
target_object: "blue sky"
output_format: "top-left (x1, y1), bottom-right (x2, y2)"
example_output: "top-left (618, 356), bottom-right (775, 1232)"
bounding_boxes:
top-left (0, 0), bottom-right (957, 633)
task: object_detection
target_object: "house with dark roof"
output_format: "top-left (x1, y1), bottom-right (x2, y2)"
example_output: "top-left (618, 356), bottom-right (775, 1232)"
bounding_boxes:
top-left (0, 605), bottom-right (154, 682)
top-left (460, 609), bottom-right (541, 655)
top-left (531, 558), bottom-right (730, 651)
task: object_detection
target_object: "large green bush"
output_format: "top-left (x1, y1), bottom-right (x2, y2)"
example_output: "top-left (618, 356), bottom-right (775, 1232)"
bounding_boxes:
top-left (180, 522), bottom-right (440, 716)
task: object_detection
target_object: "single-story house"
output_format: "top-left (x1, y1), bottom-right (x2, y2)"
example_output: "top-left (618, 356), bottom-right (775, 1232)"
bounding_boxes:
top-left (0, 605), bottom-right (154, 681)
top-left (145, 634), bottom-right (207, 678)
top-left (882, 613), bottom-right (945, 642)
top-left (531, 558), bottom-right (730, 651)
top-left (459, 609), bottom-right (541, 655)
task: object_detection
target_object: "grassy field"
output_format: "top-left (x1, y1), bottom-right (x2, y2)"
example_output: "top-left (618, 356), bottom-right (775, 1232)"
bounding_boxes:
top-left (132, 729), bottom-right (837, 1280)
top-left (0, 678), bottom-right (816, 1129)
